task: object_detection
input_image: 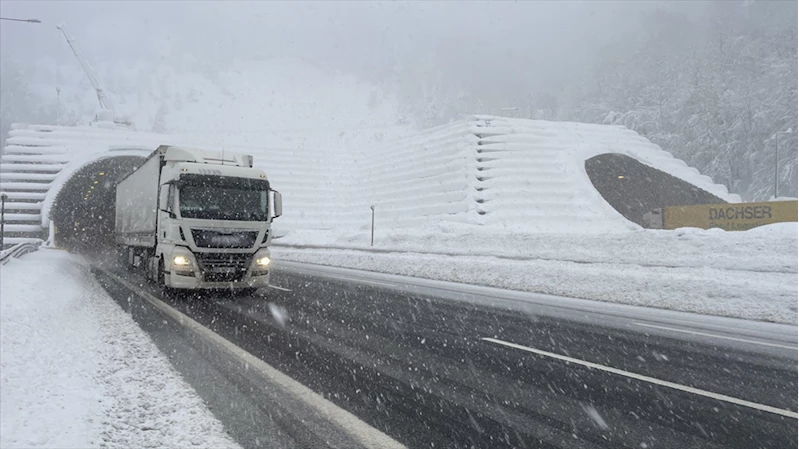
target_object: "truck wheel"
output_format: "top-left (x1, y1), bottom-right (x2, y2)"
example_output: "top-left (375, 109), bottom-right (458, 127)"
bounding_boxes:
top-left (146, 254), bottom-right (157, 281)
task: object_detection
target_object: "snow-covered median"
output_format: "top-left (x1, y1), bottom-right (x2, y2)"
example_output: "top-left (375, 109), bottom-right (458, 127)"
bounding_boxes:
top-left (273, 224), bottom-right (798, 324)
top-left (0, 249), bottom-right (240, 449)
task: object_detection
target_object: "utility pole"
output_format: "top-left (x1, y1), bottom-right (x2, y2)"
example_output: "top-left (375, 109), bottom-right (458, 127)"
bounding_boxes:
top-left (774, 136), bottom-right (779, 199)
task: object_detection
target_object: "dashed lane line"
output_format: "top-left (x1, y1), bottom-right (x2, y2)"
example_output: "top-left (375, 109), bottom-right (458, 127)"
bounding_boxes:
top-left (482, 337), bottom-right (798, 419)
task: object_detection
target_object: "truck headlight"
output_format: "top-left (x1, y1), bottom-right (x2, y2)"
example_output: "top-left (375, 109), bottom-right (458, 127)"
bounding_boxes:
top-left (252, 250), bottom-right (271, 276)
top-left (171, 250), bottom-right (195, 276)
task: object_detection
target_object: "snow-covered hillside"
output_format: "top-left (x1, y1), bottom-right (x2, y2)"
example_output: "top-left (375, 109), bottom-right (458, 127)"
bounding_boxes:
top-left (29, 57), bottom-right (410, 150)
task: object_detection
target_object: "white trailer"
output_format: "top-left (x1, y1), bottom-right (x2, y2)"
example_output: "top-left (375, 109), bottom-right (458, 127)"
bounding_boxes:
top-left (115, 145), bottom-right (282, 292)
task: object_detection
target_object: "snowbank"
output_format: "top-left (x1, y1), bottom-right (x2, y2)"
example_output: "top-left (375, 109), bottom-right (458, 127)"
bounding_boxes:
top-left (0, 250), bottom-right (240, 449)
top-left (745, 222), bottom-right (798, 237)
top-left (272, 228), bottom-right (798, 324)
top-left (279, 227), bottom-right (797, 273)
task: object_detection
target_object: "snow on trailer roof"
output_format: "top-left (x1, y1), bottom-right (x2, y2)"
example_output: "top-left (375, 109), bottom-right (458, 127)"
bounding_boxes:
top-left (158, 145), bottom-right (253, 167)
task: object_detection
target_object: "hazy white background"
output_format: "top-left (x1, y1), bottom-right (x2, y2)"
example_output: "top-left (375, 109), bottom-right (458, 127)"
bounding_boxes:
top-left (1, 1), bottom-right (795, 198)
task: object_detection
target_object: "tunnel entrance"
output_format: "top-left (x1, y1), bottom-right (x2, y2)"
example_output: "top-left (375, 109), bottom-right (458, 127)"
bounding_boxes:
top-left (585, 153), bottom-right (726, 227)
top-left (50, 156), bottom-right (145, 256)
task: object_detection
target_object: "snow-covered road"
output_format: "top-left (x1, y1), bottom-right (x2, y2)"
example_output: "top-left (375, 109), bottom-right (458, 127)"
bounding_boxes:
top-left (0, 249), bottom-right (240, 449)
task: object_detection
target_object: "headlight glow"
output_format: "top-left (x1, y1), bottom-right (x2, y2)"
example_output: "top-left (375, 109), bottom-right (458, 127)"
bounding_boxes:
top-left (173, 255), bottom-right (190, 266)
top-left (256, 256), bottom-right (271, 266)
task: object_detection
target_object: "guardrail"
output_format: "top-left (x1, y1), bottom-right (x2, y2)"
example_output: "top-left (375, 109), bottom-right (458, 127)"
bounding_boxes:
top-left (0, 240), bottom-right (43, 265)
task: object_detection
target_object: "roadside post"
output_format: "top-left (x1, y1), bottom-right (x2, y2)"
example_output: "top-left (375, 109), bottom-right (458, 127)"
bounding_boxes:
top-left (370, 205), bottom-right (375, 247)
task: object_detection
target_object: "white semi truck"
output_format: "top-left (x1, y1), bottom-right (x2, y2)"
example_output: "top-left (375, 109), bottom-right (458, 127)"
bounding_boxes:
top-left (115, 145), bottom-right (282, 292)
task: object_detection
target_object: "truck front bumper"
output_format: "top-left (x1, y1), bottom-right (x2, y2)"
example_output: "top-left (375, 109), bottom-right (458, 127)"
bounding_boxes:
top-left (167, 271), bottom-right (270, 290)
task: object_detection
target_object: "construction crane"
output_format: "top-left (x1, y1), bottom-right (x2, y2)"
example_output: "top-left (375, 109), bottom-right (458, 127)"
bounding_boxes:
top-left (56, 24), bottom-right (131, 127)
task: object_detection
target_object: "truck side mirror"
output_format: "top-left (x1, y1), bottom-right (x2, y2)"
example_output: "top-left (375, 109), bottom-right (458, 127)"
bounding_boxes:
top-left (272, 190), bottom-right (282, 219)
top-left (160, 209), bottom-right (177, 219)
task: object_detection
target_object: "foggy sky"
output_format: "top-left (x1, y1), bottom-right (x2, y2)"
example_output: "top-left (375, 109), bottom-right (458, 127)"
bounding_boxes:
top-left (1, 1), bottom-right (667, 97)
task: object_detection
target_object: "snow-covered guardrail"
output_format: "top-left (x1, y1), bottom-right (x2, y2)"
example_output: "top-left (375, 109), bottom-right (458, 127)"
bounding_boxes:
top-left (0, 240), bottom-right (43, 265)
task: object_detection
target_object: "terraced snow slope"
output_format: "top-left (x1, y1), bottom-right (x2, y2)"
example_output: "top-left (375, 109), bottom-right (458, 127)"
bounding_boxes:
top-left (0, 123), bottom-right (342, 243)
top-left (332, 115), bottom-right (741, 237)
top-left (1, 115), bottom-right (740, 244)
top-left (472, 116), bottom-right (741, 231)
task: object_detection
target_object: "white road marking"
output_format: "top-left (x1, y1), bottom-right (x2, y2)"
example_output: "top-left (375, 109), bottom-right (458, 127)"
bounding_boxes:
top-left (102, 269), bottom-right (407, 448)
top-left (632, 322), bottom-right (798, 351)
top-left (337, 276), bottom-right (398, 288)
top-left (268, 284), bottom-right (292, 292)
top-left (481, 337), bottom-right (798, 419)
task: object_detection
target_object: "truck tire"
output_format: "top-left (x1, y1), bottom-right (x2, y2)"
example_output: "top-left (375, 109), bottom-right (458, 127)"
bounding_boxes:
top-left (147, 254), bottom-right (156, 281)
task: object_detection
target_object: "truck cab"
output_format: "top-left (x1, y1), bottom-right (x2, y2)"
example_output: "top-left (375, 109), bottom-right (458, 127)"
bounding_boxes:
top-left (116, 145), bottom-right (282, 292)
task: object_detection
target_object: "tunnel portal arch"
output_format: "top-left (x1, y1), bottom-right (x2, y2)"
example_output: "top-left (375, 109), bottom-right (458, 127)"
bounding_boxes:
top-left (50, 155), bottom-right (145, 255)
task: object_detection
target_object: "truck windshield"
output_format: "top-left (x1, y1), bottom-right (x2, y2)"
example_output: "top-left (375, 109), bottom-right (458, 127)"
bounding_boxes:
top-left (178, 175), bottom-right (270, 221)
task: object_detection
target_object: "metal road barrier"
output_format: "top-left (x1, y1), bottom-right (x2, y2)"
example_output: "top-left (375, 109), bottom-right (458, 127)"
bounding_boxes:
top-left (0, 240), bottom-right (43, 265)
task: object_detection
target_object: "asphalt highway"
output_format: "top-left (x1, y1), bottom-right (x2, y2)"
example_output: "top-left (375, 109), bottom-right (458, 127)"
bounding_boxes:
top-left (95, 261), bottom-right (798, 449)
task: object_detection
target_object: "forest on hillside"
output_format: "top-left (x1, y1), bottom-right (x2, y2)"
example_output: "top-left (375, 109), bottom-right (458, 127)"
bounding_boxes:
top-left (398, 1), bottom-right (797, 200)
top-left (564, 1), bottom-right (797, 200)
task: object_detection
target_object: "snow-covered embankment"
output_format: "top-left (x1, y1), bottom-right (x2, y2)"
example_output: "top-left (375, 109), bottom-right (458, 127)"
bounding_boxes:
top-left (0, 250), bottom-right (240, 449)
top-left (273, 224), bottom-right (799, 325)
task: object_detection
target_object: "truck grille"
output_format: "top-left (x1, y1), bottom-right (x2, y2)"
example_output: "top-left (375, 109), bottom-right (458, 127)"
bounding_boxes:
top-left (195, 253), bottom-right (252, 283)
top-left (191, 229), bottom-right (259, 249)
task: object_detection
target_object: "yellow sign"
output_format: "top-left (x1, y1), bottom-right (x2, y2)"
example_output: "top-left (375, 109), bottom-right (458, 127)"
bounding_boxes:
top-left (663, 201), bottom-right (798, 231)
